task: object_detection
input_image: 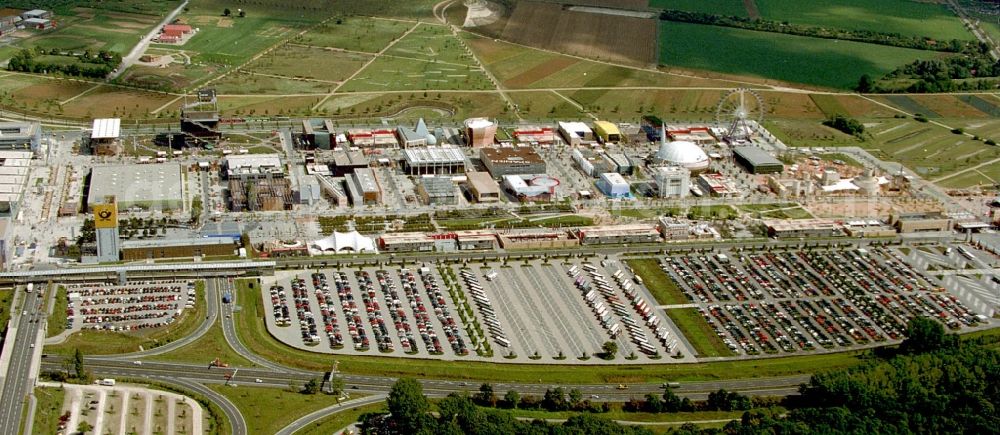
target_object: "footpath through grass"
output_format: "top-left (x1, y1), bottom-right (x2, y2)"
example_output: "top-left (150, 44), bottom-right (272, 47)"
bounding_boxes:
top-left (210, 385), bottom-right (358, 434)
top-left (233, 279), bottom-right (864, 383)
top-left (45, 281), bottom-right (207, 356)
top-left (626, 259), bottom-right (689, 305)
top-left (667, 308), bottom-right (736, 358)
top-left (46, 285), bottom-right (68, 338)
top-left (293, 402), bottom-right (384, 435)
top-left (32, 387), bottom-right (66, 435)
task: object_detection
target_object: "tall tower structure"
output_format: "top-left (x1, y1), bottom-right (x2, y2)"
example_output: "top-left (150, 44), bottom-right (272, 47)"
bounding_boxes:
top-left (93, 196), bottom-right (120, 262)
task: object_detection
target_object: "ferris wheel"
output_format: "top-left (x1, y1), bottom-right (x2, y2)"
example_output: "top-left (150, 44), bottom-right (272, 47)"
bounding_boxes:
top-left (715, 88), bottom-right (765, 143)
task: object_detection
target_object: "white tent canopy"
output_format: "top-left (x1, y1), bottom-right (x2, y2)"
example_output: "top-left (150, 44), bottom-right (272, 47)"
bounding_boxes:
top-left (310, 231), bottom-right (377, 254)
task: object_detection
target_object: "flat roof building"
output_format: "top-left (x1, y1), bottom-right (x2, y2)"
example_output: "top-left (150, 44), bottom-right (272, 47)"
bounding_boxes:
top-left (329, 150), bottom-right (369, 176)
top-left (502, 175), bottom-right (558, 202)
top-left (378, 232), bottom-right (435, 252)
top-left (558, 121), bottom-right (594, 146)
top-left (301, 119), bottom-right (335, 149)
top-left (466, 171), bottom-right (500, 203)
top-left (733, 146), bottom-right (784, 174)
top-left (653, 166), bottom-right (690, 198)
top-left (402, 146), bottom-right (466, 175)
top-left (417, 176), bottom-right (457, 205)
top-left (224, 154), bottom-right (284, 179)
top-left (513, 125), bottom-right (557, 144)
top-left (480, 146), bottom-right (545, 178)
top-left (345, 168), bottom-right (383, 205)
top-left (347, 128), bottom-right (397, 148)
top-left (228, 178), bottom-right (292, 211)
top-left (667, 126), bottom-right (716, 145)
top-left (122, 237), bottom-right (235, 261)
top-left (90, 118), bottom-right (121, 155)
top-left (696, 173), bottom-right (740, 197)
top-left (889, 212), bottom-right (951, 233)
top-left (764, 219), bottom-right (843, 239)
top-left (0, 122), bottom-right (41, 152)
top-left (497, 229), bottom-right (579, 249)
top-left (596, 172), bottom-right (630, 198)
top-left (453, 230), bottom-right (498, 250)
top-left (604, 153), bottom-right (633, 175)
top-left (572, 148), bottom-right (612, 178)
top-left (593, 121), bottom-right (622, 144)
top-left (0, 150), bottom-right (31, 216)
top-left (88, 163), bottom-right (183, 211)
top-left (576, 224), bottom-right (661, 245)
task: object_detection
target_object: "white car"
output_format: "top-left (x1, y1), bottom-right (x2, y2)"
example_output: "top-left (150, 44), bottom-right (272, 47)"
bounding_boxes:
top-left (133, 361), bottom-right (143, 365)
top-left (254, 378), bottom-right (263, 383)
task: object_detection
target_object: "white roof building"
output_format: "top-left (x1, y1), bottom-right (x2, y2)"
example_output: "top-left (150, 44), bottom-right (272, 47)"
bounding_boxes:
top-left (653, 127), bottom-right (709, 172)
top-left (91, 118), bottom-right (121, 140)
top-left (310, 231), bottom-right (377, 254)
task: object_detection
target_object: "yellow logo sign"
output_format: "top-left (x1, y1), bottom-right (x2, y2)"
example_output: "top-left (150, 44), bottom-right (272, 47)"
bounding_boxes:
top-left (93, 204), bottom-right (118, 229)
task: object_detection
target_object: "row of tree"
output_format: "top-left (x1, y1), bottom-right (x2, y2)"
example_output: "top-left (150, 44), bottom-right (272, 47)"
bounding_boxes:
top-left (658, 10), bottom-right (976, 53)
top-left (7, 47), bottom-right (121, 79)
top-left (858, 43), bottom-right (1000, 92)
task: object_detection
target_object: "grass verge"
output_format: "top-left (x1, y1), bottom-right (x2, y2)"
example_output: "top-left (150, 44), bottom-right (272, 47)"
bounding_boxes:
top-left (233, 279), bottom-right (865, 383)
top-left (46, 286), bottom-right (68, 338)
top-left (31, 387), bottom-right (67, 435)
top-left (293, 402), bottom-right (384, 435)
top-left (666, 308), bottom-right (736, 358)
top-left (147, 319), bottom-right (256, 367)
top-left (209, 385), bottom-right (358, 434)
top-left (45, 281), bottom-right (207, 355)
top-left (626, 259), bottom-right (689, 305)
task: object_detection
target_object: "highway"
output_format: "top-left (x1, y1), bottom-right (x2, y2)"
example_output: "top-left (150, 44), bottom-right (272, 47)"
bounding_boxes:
top-left (0, 289), bottom-right (43, 434)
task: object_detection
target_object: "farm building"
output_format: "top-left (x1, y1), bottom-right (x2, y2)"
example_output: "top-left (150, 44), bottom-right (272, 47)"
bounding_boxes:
top-left (464, 118), bottom-right (497, 147)
top-left (347, 128), bottom-right (397, 148)
top-left (301, 119), bottom-right (336, 149)
top-left (466, 171), bottom-right (500, 203)
top-left (122, 237), bottom-right (235, 261)
top-left (157, 23), bottom-right (193, 43)
top-left (596, 172), bottom-right (630, 198)
top-left (576, 224), bottom-right (661, 245)
top-left (513, 125), bottom-right (557, 144)
top-left (502, 175), bottom-right (558, 202)
top-left (480, 146), bottom-right (545, 177)
top-left (417, 176), bottom-right (457, 205)
top-left (397, 118), bottom-right (435, 148)
top-left (696, 173), bottom-right (740, 197)
top-left (21, 9), bottom-right (51, 19)
top-left (224, 154), bottom-right (284, 179)
top-left (88, 163), bottom-right (184, 212)
top-left (328, 150), bottom-right (369, 176)
top-left (653, 166), bottom-right (690, 198)
top-left (572, 148), bottom-right (611, 177)
top-left (667, 126), bottom-right (716, 145)
top-left (345, 168), bottom-right (383, 205)
top-left (90, 118), bottom-right (121, 156)
top-left (402, 146), bottom-right (466, 175)
top-left (733, 146), bottom-right (783, 174)
top-left (0, 122), bottom-right (41, 152)
top-left (0, 150), bottom-right (31, 216)
top-left (558, 121), bottom-right (594, 146)
top-left (593, 121), bottom-right (622, 144)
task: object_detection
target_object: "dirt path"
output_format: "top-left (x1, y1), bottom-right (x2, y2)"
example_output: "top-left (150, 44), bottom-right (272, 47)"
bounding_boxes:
top-left (743, 0), bottom-right (761, 19)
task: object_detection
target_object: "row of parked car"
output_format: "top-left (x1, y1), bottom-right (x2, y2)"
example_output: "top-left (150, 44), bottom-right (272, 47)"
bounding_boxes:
top-left (415, 268), bottom-right (468, 356)
top-left (269, 284), bottom-right (292, 327)
top-left (310, 273), bottom-right (344, 348)
top-left (356, 271), bottom-right (394, 352)
top-left (332, 271), bottom-right (370, 350)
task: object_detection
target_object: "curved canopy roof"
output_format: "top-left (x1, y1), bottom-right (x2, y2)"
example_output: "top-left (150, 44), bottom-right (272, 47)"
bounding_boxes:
top-left (311, 231), bottom-right (377, 253)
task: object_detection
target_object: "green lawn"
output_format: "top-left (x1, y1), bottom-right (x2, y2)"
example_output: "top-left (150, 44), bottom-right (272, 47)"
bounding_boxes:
top-left (666, 308), bottom-right (736, 358)
top-left (147, 319), bottom-right (256, 367)
top-left (612, 207), bottom-right (683, 220)
top-left (626, 258), bottom-right (689, 305)
top-left (0, 288), bottom-right (12, 349)
top-left (210, 385), bottom-right (355, 434)
top-left (687, 205), bottom-right (737, 220)
top-left (46, 285), bottom-right (67, 338)
top-left (19, 10), bottom-right (160, 53)
top-left (386, 24), bottom-right (475, 65)
top-left (247, 45), bottom-right (371, 82)
top-left (32, 387), bottom-right (67, 435)
top-left (659, 21), bottom-right (948, 89)
top-left (299, 17), bottom-right (412, 53)
top-left (45, 281), bottom-right (207, 356)
top-left (340, 56), bottom-right (493, 92)
top-left (754, 0), bottom-right (971, 41)
top-left (293, 402), bottom-right (383, 435)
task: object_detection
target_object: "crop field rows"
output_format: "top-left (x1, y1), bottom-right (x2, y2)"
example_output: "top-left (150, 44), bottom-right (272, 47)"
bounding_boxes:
top-left (653, 247), bottom-right (989, 357)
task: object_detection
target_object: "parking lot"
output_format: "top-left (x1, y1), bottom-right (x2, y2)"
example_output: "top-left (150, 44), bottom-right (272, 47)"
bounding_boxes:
top-left (261, 257), bottom-right (694, 363)
top-left (262, 266), bottom-right (472, 360)
top-left (656, 246), bottom-right (994, 356)
top-left (65, 281), bottom-right (197, 332)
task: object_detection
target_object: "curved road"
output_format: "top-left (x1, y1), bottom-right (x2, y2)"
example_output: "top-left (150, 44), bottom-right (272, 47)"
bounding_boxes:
top-left (164, 376), bottom-right (247, 435)
top-left (275, 394), bottom-right (387, 435)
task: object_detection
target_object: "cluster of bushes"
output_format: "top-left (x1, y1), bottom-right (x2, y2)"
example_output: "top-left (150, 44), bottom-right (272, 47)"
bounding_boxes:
top-left (623, 388), bottom-right (759, 414)
top-left (7, 48), bottom-right (121, 79)
top-left (861, 44), bottom-right (1000, 93)
top-left (822, 114), bottom-right (865, 137)
top-left (658, 10), bottom-right (975, 53)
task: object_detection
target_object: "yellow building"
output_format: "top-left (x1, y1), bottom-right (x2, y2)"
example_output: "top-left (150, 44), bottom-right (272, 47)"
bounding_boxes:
top-left (593, 121), bottom-right (622, 144)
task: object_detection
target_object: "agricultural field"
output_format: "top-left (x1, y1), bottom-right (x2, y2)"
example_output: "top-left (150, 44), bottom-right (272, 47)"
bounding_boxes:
top-left (16, 8), bottom-right (160, 54)
top-left (59, 85), bottom-right (178, 119)
top-left (501, 1), bottom-right (658, 66)
top-left (659, 21), bottom-right (948, 89)
top-left (216, 95), bottom-right (321, 117)
top-left (212, 72), bottom-right (331, 95)
top-left (298, 17), bottom-right (412, 53)
top-left (339, 56), bottom-right (493, 92)
top-left (247, 45), bottom-right (371, 83)
top-left (753, 0), bottom-right (971, 41)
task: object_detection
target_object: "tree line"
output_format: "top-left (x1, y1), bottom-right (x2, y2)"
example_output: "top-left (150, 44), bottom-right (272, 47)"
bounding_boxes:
top-left (871, 43), bottom-right (1000, 92)
top-left (658, 10), bottom-right (976, 53)
top-left (7, 47), bottom-right (121, 79)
